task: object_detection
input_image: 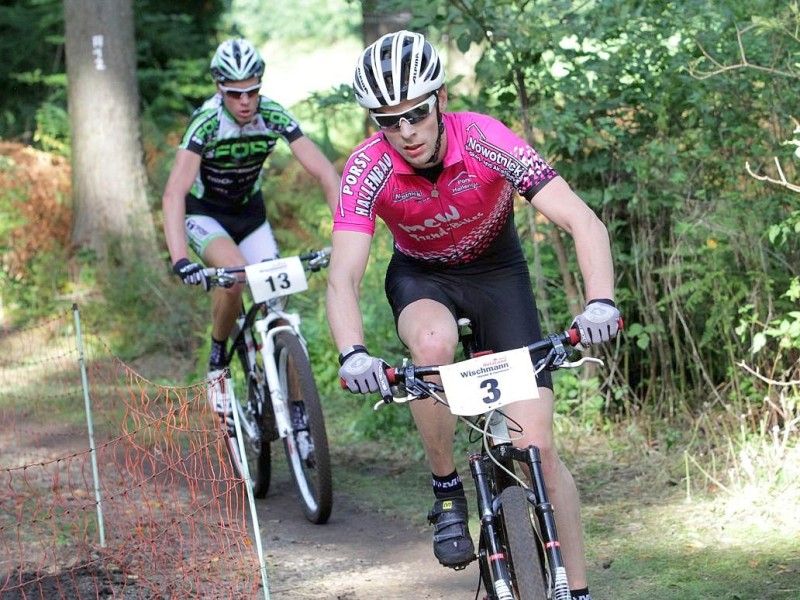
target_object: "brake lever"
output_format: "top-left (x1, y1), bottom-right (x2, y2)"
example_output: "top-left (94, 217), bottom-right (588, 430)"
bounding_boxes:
top-left (307, 256), bottom-right (329, 272)
top-left (373, 375), bottom-right (446, 411)
top-left (213, 271), bottom-right (239, 288)
top-left (560, 356), bottom-right (605, 369)
top-left (307, 248), bottom-right (332, 272)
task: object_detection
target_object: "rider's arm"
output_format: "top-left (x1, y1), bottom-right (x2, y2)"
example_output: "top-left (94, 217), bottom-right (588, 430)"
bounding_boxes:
top-left (529, 176), bottom-right (615, 302)
top-left (162, 148), bottom-right (202, 264)
top-left (289, 136), bottom-right (341, 215)
top-left (325, 229), bottom-right (373, 352)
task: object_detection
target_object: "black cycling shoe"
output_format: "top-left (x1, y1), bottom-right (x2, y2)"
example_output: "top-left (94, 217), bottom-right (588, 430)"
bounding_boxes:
top-left (427, 496), bottom-right (475, 569)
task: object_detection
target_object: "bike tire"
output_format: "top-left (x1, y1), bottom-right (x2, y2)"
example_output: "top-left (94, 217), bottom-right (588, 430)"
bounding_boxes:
top-left (225, 339), bottom-right (272, 498)
top-left (498, 486), bottom-right (548, 600)
top-left (274, 331), bottom-right (333, 524)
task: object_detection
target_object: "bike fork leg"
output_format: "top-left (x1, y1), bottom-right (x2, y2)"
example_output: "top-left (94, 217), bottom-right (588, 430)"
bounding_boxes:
top-left (470, 454), bottom-right (514, 600)
top-left (522, 445), bottom-right (570, 599)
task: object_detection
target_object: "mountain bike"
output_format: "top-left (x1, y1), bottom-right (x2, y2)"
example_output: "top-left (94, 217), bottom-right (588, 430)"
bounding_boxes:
top-left (374, 319), bottom-right (611, 600)
top-left (204, 247), bottom-right (332, 524)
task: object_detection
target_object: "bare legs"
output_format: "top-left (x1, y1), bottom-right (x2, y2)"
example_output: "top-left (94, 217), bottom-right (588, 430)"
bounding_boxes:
top-left (396, 298), bottom-right (588, 587)
top-left (203, 237), bottom-right (248, 344)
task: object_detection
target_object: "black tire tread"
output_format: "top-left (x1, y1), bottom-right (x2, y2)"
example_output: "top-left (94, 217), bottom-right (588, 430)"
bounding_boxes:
top-left (275, 331), bottom-right (333, 524)
top-left (499, 486), bottom-right (548, 600)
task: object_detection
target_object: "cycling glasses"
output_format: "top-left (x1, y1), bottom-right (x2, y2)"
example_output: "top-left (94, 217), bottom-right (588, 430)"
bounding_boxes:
top-left (370, 94), bottom-right (438, 131)
top-left (219, 83), bottom-right (261, 100)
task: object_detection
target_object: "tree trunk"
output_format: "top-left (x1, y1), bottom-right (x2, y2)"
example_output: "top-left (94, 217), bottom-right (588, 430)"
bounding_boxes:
top-left (358, 2), bottom-right (412, 136)
top-left (361, 1), bottom-right (411, 46)
top-left (63, 0), bottom-right (156, 263)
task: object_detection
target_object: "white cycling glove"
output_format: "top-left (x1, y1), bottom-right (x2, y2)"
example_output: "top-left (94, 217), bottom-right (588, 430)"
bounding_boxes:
top-left (338, 345), bottom-right (392, 400)
top-left (173, 258), bottom-right (209, 291)
top-left (571, 300), bottom-right (620, 347)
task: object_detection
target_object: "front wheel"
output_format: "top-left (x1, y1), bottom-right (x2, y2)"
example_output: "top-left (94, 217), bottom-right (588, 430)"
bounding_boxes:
top-left (274, 331), bottom-right (332, 524)
top-left (498, 486), bottom-right (548, 600)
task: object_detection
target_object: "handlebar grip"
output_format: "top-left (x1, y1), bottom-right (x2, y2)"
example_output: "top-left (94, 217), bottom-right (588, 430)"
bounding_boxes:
top-left (567, 317), bottom-right (624, 346)
top-left (340, 367), bottom-right (399, 389)
top-left (567, 328), bottom-right (581, 346)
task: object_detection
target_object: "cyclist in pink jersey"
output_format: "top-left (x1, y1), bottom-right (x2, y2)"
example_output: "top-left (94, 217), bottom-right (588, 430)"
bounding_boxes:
top-left (328, 31), bottom-right (619, 600)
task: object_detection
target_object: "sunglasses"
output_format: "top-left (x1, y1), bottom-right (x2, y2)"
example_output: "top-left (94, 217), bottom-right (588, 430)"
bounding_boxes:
top-left (370, 95), bottom-right (438, 131)
top-left (219, 83), bottom-right (261, 100)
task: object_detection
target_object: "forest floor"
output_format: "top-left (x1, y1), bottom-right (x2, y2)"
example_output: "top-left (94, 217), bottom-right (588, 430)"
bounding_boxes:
top-left (4, 390), bottom-right (799, 600)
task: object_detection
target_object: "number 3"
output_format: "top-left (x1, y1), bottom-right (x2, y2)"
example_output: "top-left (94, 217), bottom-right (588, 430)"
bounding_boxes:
top-left (480, 378), bottom-right (500, 404)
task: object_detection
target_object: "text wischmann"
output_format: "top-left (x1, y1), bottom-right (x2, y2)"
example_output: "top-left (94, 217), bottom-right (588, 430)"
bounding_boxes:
top-left (459, 362), bottom-right (509, 378)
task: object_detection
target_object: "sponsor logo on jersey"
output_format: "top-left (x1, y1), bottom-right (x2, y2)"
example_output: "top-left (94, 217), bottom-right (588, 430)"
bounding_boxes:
top-left (211, 139), bottom-right (271, 160)
top-left (397, 204), bottom-right (485, 242)
top-left (447, 169), bottom-right (480, 195)
top-left (341, 144), bottom-right (393, 219)
top-left (464, 122), bottom-right (527, 182)
top-left (393, 190), bottom-right (424, 203)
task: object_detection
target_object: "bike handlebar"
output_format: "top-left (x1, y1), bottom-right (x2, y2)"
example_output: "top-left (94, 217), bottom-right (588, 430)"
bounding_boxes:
top-left (338, 318), bottom-right (624, 400)
top-left (385, 327), bottom-right (582, 386)
top-left (202, 247), bottom-right (332, 288)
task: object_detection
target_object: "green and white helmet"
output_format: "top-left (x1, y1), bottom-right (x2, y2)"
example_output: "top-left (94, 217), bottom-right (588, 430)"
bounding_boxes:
top-left (210, 39), bottom-right (265, 83)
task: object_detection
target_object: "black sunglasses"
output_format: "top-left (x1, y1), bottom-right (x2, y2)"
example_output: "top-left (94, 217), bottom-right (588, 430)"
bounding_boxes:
top-left (370, 95), bottom-right (437, 131)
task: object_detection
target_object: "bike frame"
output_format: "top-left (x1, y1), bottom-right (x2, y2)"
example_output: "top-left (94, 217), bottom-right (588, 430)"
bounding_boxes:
top-left (228, 300), bottom-right (309, 442)
top-left (213, 250), bottom-right (332, 518)
top-left (381, 321), bottom-right (600, 600)
top-left (460, 322), bottom-right (569, 600)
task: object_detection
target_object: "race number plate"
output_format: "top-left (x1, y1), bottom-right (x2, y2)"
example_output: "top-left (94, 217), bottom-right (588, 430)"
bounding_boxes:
top-left (439, 347), bottom-right (539, 416)
top-left (245, 256), bottom-right (308, 303)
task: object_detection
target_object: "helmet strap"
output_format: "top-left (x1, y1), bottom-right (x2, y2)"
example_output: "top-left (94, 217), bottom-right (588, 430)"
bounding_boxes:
top-left (427, 93), bottom-right (445, 165)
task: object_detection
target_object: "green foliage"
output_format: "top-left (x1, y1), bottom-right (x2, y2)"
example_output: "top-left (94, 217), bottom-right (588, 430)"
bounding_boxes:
top-left (0, 0), bottom-right (225, 150)
top-left (295, 85), bottom-right (365, 158)
top-left (136, 2), bottom-right (228, 125)
top-left (230, 0), bottom-right (360, 46)
top-left (552, 370), bottom-right (607, 426)
top-left (0, 0), bottom-right (65, 142)
top-left (82, 245), bottom-right (206, 361)
top-left (0, 246), bottom-right (72, 323)
top-left (33, 102), bottom-right (70, 156)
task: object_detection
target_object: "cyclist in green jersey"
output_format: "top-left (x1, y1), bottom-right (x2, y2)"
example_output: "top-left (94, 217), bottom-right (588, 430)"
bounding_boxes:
top-left (163, 38), bottom-right (339, 418)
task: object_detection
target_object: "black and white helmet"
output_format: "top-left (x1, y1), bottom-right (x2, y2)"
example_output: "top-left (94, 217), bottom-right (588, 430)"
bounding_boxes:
top-left (353, 30), bottom-right (445, 109)
top-left (210, 39), bottom-right (265, 83)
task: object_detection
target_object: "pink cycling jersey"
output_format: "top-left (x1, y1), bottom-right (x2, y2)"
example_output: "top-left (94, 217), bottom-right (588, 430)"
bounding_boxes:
top-left (335, 112), bottom-right (558, 265)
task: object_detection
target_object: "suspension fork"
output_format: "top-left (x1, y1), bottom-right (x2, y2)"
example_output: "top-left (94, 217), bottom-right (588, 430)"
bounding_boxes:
top-left (514, 444), bottom-right (567, 578)
top-left (487, 443), bottom-right (567, 586)
top-left (470, 453), bottom-right (513, 589)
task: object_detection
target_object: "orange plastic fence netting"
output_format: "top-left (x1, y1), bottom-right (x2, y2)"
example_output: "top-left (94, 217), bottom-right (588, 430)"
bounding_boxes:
top-left (0, 312), bottom-right (262, 598)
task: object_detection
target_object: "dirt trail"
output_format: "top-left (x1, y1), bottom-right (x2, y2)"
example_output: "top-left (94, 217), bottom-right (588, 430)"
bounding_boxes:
top-left (257, 476), bottom-right (479, 599)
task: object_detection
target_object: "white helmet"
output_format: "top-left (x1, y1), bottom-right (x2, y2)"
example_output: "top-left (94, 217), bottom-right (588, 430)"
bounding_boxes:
top-left (353, 30), bottom-right (445, 109)
top-left (210, 39), bottom-right (265, 83)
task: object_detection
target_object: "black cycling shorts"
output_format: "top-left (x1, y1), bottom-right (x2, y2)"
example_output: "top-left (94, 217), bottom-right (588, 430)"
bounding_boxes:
top-left (384, 247), bottom-right (553, 390)
top-left (185, 192), bottom-right (266, 244)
